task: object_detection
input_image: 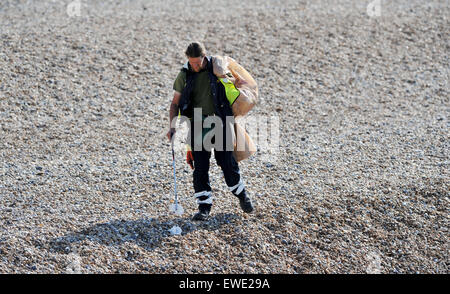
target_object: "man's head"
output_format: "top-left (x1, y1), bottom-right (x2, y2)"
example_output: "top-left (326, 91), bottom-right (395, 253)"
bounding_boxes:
top-left (185, 42), bottom-right (206, 72)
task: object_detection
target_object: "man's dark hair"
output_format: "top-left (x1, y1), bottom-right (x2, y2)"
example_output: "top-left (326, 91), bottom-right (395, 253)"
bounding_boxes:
top-left (185, 42), bottom-right (206, 58)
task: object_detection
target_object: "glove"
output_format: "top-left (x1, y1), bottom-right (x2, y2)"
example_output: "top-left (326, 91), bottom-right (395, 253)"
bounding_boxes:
top-left (186, 150), bottom-right (194, 169)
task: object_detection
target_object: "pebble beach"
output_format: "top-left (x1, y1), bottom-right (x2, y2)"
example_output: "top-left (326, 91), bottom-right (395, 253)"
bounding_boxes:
top-left (0, 0), bottom-right (448, 273)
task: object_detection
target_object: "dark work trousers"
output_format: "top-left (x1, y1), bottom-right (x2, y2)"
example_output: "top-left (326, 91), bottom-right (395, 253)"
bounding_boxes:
top-left (188, 117), bottom-right (242, 205)
top-left (192, 148), bottom-right (241, 194)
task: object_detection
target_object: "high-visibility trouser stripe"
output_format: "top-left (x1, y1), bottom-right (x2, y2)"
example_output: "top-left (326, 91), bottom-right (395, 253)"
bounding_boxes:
top-left (194, 191), bottom-right (213, 204)
top-left (229, 179), bottom-right (245, 195)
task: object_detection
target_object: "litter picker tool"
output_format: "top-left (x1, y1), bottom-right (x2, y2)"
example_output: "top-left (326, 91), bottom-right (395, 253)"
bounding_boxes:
top-left (169, 135), bottom-right (184, 231)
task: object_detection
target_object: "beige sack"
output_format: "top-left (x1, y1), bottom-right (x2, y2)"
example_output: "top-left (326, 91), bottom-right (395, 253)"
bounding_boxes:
top-left (212, 56), bottom-right (258, 118)
top-left (233, 122), bottom-right (257, 162)
top-left (212, 56), bottom-right (258, 161)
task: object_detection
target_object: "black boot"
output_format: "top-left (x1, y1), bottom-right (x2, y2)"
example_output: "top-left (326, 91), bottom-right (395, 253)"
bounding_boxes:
top-left (192, 203), bottom-right (211, 221)
top-left (235, 190), bottom-right (254, 213)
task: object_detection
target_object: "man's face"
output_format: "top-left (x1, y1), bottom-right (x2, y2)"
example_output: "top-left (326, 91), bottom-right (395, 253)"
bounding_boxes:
top-left (188, 56), bottom-right (206, 72)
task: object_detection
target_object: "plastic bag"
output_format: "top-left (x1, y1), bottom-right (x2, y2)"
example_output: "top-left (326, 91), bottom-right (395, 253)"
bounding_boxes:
top-left (169, 203), bottom-right (184, 216)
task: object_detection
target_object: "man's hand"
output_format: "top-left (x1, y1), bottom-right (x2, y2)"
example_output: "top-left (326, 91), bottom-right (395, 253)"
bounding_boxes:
top-left (167, 128), bottom-right (176, 142)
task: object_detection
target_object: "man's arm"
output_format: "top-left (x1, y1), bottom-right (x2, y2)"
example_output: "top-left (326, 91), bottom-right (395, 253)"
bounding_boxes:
top-left (167, 91), bottom-right (181, 141)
